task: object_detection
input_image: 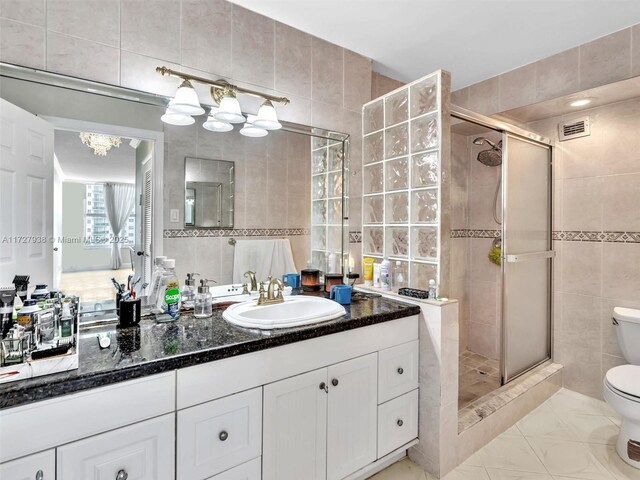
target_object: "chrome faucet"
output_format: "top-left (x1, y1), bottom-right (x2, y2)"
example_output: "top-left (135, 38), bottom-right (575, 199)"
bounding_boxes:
top-left (258, 277), bottom-right (285, 305)
top-left (244, 271), bottom-right (257, 291)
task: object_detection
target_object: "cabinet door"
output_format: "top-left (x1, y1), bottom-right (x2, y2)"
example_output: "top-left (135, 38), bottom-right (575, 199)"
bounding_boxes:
top-left (178, 387), bottom-right (262, 480)
top-left (263, 368), bottom-right (327, 480)
top-left (207, 457), bottom-right (261, 480)
top-left (327, 353), bottom-right (377, 480)
top-left (57, 413), bottom-right (174, 480)
top-left (0, 449), bottom-right (55, 480)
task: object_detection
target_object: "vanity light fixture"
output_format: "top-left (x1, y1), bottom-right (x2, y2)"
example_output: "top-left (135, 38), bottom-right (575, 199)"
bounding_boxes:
top-left (239, 115), bottom-right (268, 138)
top-left (252, 100), bottom-right (282, 130)
top-left (79, 132), bottom-right (122, 156)
top-left (203, 107), bottom-right (234, 132)
top-left (156, 66), bottom-right (289, 137)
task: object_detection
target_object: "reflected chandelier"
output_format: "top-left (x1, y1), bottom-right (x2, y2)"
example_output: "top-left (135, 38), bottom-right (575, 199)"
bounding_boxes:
top-left (156, 66), bottom-right (290, 137)
top-left (79, 132), bottom-right (122, 156)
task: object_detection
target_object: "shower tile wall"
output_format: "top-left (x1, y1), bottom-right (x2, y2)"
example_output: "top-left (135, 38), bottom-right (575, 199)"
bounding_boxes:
top-left (526, 96), bottom-right (640, 399)
top-left (450, 130), bottom-right (502, 360)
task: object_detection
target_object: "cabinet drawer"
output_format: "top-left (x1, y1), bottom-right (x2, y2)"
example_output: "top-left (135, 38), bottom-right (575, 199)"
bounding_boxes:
top-left (178, 387), bottom-right (262, 480)
top-left (207, 457), bottom-right (261, 480)
top-left (0, 449), bottom-right (55, 480)
top-left (377, 389), bottom-right (418, 458)
top-left (378, 340), bottom-right (418, 403)
top-left (57, 413), bottom-right (174, 480)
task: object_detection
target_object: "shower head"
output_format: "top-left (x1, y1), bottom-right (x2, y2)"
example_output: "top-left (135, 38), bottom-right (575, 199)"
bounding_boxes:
top-left (473, 137), bottom-right (502, 167)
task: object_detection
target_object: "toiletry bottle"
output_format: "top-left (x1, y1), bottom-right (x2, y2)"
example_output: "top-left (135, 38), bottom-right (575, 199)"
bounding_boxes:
top-left (373, 263), bottom-right (381, 288)
top-left (394, 261), bottom-right (406, 290)
top-left (59, 302), bottom-right (73, 339)
top-left (363, 257), bottom-right (374, 286)
top-left (31, 284), bottom-right (50, 300)
top-left (148, 256), bottom-right (167, 308)
top-left (428, 279), bottom-right (438, 300)
top-left (327, 252), bottom-right (337, 274)
top-left (380, 258), bottom-right (392, 291)
top-left (181, 273), bottom-right (199, 309)
top-left (194, 279), bottom-right (213, 319)
top-left (156, 259), bottom-right (181, 322)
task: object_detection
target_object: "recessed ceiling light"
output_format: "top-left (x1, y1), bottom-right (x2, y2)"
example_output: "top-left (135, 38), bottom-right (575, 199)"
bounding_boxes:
top-left (569, 98), bottom-right (593, 107)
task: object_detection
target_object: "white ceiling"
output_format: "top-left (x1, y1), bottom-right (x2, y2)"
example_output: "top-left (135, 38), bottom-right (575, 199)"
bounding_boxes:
top-left (55, 130), bottom-right (137, 184)
top-left (230, 0), bottom-right (640, 90)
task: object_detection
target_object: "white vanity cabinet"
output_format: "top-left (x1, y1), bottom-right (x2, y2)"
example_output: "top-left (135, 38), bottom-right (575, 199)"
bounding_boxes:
top-left (0, 450), bottom-right (55, 480)
top-left (263, 353), bottom-right (378, 480)
top-left (56, 413), bottom-right (175, 480)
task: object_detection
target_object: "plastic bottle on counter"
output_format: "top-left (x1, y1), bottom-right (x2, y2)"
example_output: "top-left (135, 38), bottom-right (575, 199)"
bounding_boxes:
top-left (380, 258), bottom-right (392, 291)
top-left (394, 261), bottom-right (406, 290)
top-left (156, 259), bottom-right (181, 323)
top-left (148, 256), bottom-right (167, 310)
top-left (428, 279), bottom-right (438, 300)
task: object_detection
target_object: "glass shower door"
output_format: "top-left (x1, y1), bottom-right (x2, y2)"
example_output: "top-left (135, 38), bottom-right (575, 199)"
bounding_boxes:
top-left (501, 134), bottom-right (553, 383)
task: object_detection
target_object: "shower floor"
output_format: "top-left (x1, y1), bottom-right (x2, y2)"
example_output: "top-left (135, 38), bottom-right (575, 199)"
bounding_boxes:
top-left (459, 351), bottom-right (501, 410)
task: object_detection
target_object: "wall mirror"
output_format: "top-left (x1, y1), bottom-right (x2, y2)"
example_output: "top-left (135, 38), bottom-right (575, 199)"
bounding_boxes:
top-left (0, 63), bottom-right (349, 318)
top-left (184, 157), bottom-right (234, 228)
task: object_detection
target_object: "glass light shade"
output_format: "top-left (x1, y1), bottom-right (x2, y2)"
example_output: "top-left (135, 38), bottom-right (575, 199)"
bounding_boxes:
top-left (240, 121), bottom-right (268, 138)
top-left (169, 80), bottom-right (204, 116)
top-left (252, 100), bottom-right (282, 130)
top-left (161, 109), bottom-right (195, 125)
top-left (203, 108), bottom-right (233, 132)
top-left (213, 94), bottom-right (245, 123)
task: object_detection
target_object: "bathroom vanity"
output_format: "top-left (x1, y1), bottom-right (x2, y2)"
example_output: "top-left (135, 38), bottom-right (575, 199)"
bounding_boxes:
top-left (0, 296), bottom-right (420, 480)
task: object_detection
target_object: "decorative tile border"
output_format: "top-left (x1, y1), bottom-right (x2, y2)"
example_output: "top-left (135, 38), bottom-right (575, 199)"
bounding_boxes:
top-left (349, 231), bottom-right (362, 244)
top-left (164, 228), bottom-right (310, 238)
top-left (450, 229), bottom-right (640, 243)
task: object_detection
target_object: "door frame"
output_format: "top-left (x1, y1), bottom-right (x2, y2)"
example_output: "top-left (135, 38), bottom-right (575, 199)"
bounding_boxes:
top-left (42, 116), bottom-right (164, 283)
top-left (450, 105), bottom-right (555, 385)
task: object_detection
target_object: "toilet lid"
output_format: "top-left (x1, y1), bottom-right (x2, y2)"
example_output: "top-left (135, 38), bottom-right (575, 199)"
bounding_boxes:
top-left (605, 365), bottom-right (640, 399)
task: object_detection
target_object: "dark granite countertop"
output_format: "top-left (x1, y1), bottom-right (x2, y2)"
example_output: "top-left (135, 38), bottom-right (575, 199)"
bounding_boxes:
top-left (0, 292), bottom-right (419, 410)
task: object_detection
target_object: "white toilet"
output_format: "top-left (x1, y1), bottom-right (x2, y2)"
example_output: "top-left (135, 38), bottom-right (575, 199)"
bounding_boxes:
top-left (603, 307), bottom-right (640, 469)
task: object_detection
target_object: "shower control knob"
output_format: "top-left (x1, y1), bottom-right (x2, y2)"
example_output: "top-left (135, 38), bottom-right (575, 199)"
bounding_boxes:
top-left (397, 367), bottom-right (404, 375)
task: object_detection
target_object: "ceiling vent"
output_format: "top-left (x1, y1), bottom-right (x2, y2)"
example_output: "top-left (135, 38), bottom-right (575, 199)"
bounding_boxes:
top-left (558, 116), bottom-right (590, 141)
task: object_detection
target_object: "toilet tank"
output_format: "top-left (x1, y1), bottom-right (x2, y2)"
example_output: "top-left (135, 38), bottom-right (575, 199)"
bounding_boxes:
top-left (613, 307), bottom-right (640, 365)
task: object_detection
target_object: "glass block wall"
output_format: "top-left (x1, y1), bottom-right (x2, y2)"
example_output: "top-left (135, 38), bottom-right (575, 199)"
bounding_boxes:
top-left (362, 70), bottom-right (451, 291)
top-left (311, 136), bottom-right (349, 273)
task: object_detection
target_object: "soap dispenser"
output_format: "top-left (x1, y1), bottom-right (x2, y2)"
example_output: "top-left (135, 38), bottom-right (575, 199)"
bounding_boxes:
top-left (181, 273), bottom-right (199, 309)
top-left (194, 279), bottom-right (213, 319)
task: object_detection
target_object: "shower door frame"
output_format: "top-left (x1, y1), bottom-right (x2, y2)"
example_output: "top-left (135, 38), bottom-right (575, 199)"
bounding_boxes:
top-left (450, 105), bottom-right (554, 385)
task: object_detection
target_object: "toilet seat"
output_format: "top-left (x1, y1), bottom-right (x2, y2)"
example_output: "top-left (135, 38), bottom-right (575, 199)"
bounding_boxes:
top-left (605, 365), bottom-right (640, 401)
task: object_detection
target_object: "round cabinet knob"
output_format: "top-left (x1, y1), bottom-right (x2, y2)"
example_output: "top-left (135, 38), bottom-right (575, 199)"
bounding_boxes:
top-left (219, 430), bottom-right (229, 441)
top-left (397, 419), bottom-right (404, 427)
top-left (331, 378), bottom-right (339, 387)
top-left (53, 247), bottom-right (59, 252)
top-left (36, 471), bottom-right (44, 480)
top-left (397, 367), bottom-right (404, 375)
top-left (116, 470), bottom-right (128, 480)
top-left (319, 382), bottom-right (327, 391)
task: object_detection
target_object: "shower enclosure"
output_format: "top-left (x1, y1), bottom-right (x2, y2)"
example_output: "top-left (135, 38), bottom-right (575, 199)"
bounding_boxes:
top-left (451, 107), bottom-right (553, 395)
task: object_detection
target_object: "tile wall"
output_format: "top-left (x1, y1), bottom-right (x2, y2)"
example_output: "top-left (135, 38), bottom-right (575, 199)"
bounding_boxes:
top-left (450, 130), bottom-right (503, 359)
top-left (0, 0), bottom-right (373, 280)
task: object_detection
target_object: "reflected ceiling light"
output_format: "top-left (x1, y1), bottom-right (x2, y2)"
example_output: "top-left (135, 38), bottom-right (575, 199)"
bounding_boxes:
top-left (569, 98), bottom-right (593, 108)
top-left (79, 132), bottom-right (122, 156)
top-left (240, 115), bottom-right (268, 137)
top-left (252, 100), bottom-right (282, 130)
top-left (213, 92), bottom-right (246, 124)
top-left (169, 79), bottom-right (205, 115)
top-left (203, 107), bottom-right (233, 132)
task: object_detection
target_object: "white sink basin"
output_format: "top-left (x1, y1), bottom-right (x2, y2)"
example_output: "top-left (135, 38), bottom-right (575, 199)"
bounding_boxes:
top-left (223, 296), bottom-right (346, 329)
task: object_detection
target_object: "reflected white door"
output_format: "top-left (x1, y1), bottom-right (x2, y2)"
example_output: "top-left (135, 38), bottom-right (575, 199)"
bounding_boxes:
top-left (0, 99), bottom-right (54, 287)
top-left (501, 133), bottom-right (553, 383)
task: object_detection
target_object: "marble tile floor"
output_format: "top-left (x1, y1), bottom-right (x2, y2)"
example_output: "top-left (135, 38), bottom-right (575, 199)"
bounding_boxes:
top-left (459, 351), bottom-right (501, 410)
top-left (371, 388), bottom-right (639, 480)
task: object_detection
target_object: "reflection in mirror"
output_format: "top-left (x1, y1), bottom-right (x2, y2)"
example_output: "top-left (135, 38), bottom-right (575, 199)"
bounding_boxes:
top-left (184, 157), bottom-right (234, 228)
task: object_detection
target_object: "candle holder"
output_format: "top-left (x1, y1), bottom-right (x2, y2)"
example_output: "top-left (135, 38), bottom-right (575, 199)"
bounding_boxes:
top-left (301, 269), bottom-right (321, 292)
